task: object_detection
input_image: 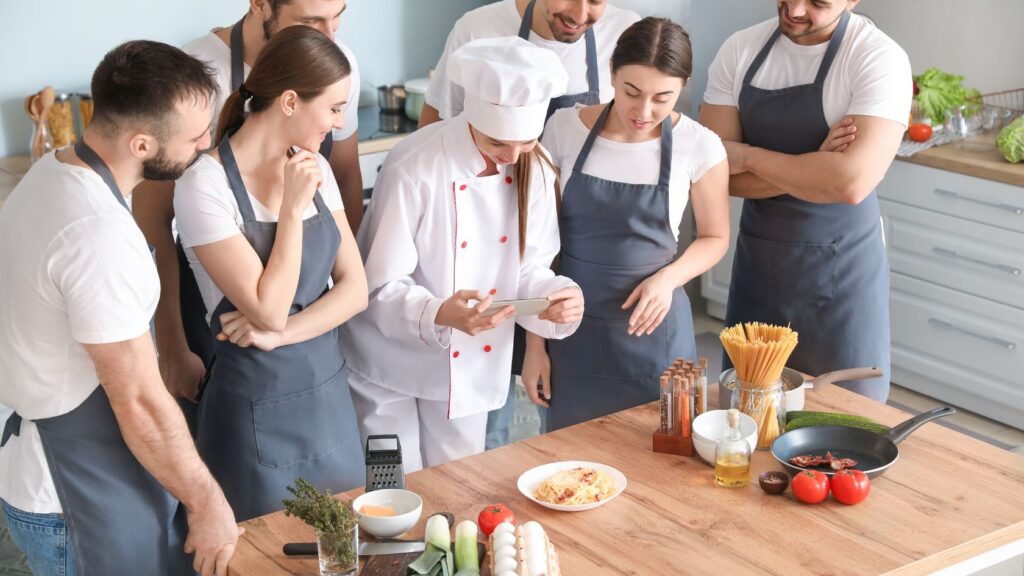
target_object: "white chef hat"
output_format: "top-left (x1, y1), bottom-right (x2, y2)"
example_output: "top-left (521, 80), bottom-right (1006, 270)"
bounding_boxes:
top-left (447, 36), bottom-right (569, 142)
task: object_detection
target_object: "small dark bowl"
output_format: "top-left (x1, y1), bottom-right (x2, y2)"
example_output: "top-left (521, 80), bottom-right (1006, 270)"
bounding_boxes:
top-left (758, 471), bottom-right (790, 495)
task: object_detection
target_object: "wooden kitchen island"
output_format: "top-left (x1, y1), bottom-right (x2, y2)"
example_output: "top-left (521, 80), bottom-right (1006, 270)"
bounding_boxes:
top-left (229, 383), bottom-right (1024, 576)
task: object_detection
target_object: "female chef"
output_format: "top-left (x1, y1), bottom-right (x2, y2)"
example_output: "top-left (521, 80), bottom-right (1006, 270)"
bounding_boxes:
top-left (173, 26), bottom-right (366, 520)
top-left (340, 37), bottom-right (584, 471)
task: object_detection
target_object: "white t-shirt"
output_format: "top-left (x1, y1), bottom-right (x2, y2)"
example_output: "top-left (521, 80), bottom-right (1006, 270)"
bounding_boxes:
top-left (174, 153), bottom-right (344, 322)
top-left (183, 30), bottom-right (361, 142)
top-left (0, 152), bottom-right (159, 514)
top-left (542, 105), bottom-right (727, 241)
top-left (425, 0), bottom-right (640, 120)
top-left (703, 13), bottom-right (912, 129)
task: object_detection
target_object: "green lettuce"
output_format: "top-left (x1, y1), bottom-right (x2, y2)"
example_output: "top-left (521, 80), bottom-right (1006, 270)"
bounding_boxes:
top-left (997, 115), bottom-right (1024, 163)
top-left (913, 67), bottom-right (981, 125)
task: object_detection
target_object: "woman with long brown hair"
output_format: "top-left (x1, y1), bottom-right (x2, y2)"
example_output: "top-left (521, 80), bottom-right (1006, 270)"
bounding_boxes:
top-left (173, 25), bottom-right (367, 520)
top-left (340, 37), bottom-right (584, 471)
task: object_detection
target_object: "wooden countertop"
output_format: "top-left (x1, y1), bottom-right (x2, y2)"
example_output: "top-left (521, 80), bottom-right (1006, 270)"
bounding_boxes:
top-left (229, 384), bottom-right (1024, 576)
top-left (899, 133), bottom-right (1024, 187)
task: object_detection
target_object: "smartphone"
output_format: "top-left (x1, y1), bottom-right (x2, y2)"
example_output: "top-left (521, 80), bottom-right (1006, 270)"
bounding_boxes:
top-left (286, 145), bottom-right (300, 159)
top-left (478, 298), bottom-right (550, 317)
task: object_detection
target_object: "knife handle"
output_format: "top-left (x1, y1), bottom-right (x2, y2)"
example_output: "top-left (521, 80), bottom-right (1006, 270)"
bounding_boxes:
top-left (283, 542), bottom-right (318, 556)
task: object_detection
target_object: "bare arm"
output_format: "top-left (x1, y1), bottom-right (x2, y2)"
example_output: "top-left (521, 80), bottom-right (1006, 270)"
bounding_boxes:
top-left (328, 132), bottom-right (365, 235)
top-left (131, 179), bottom-right (205, 399)
top-left (731, 115), bottom-right (904, 205)
top-left (192, 152), bottom-right (322, 332)
top-left (217, 210), bottom-right (368, 349)
top-left (418, 103), bottom-right (442, 128)
top-left (698, 103), bottom-right (786, 199)
top-left (85, 335), bottom-right (240, 575)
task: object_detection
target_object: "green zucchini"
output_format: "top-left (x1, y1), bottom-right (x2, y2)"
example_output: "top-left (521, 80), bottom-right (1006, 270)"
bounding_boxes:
top-left (785, 411), bottom-right (890, 435)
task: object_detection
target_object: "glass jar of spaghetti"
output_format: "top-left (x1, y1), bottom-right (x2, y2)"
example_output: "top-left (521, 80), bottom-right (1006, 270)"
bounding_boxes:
top-left (728, 378), bottom-right (786, 450)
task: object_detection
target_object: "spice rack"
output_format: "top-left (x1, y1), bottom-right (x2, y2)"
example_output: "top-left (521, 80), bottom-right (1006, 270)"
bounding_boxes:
top-left (652, 357), bottom-right (707, 456)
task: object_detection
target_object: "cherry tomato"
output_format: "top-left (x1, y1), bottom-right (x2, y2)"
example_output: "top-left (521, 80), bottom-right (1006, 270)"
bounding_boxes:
top-left (909, 123), bottom-right (933, 142)
top-left (477, 504), bottom-right (515, 536)
top-left (791, 470), bottom-right (829, 504)
top-left (830, 469), bottom-right (871, 505)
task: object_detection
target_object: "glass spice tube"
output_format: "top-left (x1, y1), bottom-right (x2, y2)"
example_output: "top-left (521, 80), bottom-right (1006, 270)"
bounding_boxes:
top-left (659, 374), bottom-right (672, 435)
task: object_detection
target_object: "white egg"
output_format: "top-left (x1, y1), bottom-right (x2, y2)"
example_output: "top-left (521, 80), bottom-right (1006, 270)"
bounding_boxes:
top-left (492, 521), bottom-right (515, 536)
top-left (495, 544), bottom-right (517, 561)
top-left (495, 557), bottom-right (518, 573)
top-left (527, 554), bottom-right (548, 575)
top-left (521, 521), bottom-right (543, 535)
top-left (524, 533), bottom-right (546, 553)
top-left (493, 531), bottom-right (516, 550)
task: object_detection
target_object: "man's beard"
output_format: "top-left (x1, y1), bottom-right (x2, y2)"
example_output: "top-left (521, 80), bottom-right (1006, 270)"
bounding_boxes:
top-left (142, 148), bottom-right (199, 181)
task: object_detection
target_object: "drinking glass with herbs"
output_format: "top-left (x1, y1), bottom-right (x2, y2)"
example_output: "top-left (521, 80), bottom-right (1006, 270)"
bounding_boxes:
top-left (283, 478), bottom-right (359, 576)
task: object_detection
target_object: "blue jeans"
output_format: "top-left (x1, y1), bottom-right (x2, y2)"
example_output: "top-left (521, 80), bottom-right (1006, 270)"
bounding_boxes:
top-left (485, 375), bottom-right (548, 449)
top-left (1, 499), bottom-right (75, 576)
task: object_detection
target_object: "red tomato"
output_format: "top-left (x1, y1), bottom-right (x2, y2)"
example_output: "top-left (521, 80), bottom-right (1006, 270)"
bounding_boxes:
top-left (830, 469), bottom-right (871, 505)
top-left (909, 123), bottom-right (933, 142)
top-left (477, 504), bottom-right (515, 536)
top-left (791, 470), bottom-right (829, 504)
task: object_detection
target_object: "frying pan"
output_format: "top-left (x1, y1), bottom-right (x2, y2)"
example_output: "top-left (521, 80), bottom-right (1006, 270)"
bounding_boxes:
top-left (770, 407), bottom-right (956, 479)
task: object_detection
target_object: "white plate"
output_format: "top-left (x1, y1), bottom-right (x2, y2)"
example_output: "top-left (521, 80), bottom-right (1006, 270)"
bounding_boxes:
top-left (517, 461), bottom-right (627, 512)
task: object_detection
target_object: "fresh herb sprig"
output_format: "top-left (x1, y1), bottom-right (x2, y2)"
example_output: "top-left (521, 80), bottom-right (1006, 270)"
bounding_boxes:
top-left (282, 478), bottom-right (357, 568)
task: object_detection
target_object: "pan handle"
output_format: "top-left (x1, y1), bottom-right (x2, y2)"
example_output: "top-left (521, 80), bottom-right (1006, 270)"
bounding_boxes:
top-left (812, 367), bottom-right (884, 388)
top-left (883, 407), bottom-right (957, 444)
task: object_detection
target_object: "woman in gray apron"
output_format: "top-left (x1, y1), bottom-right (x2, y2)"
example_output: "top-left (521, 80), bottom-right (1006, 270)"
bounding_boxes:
top-left (541, 18), bottom-right (731, 430)
top-left (722, 11), bottom-right (890, 403)
top-left (178, 27), bottom-right (365, 521)
top-left (0, 139), bottom-right (193, 574)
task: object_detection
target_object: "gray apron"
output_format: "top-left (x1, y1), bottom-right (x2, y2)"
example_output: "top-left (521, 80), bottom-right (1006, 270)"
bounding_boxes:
top-left (547, 103), bottom-right (696, 430)
top-left (1, 140), bottom-right (192, 575)
top-left (510, 0), bottom-right (601, 376)
top-left (721, 11), bottom-right (890, 404)
top-left (195, 137), bottom-right (363, 522)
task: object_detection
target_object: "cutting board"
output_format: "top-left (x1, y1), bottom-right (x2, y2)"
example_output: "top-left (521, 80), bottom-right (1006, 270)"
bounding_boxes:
top-left (362, 543), bottom-right (488, 576)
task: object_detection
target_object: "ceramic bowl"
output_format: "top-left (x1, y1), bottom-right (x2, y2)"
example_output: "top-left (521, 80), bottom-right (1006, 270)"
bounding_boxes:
top-left (691, 410), bottom-right (758, 465)
top-left (351, 489), bottom-right (422, 539)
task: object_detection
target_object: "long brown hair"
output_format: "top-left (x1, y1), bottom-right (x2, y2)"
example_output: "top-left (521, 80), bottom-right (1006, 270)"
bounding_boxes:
top-left (513, 147), bottom-right (558, 260)
top-left (611, 17), bottom-right (692, 79)
top-left (216, 25), bottom-right (351, 142)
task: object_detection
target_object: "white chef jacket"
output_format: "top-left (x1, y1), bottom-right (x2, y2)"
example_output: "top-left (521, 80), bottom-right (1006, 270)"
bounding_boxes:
top-left (339, 115), bottom-right (580, 419)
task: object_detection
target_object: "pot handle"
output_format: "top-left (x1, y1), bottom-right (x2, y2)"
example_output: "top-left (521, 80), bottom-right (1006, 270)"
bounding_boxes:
top-left (883, 407), bottom-right (957, 444)
top-left (811, 367), bottom-right (884, 388)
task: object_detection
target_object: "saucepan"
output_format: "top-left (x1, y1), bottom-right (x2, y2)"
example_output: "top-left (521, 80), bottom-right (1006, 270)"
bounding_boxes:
top-left (770, 406), bottom-right (956, 479)
top-left (719, 366), bottom-right (883, 411)
top-left (377, 85), bottom-right (406, 113)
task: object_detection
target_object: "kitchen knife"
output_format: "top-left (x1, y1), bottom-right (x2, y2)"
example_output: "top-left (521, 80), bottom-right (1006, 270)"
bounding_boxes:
top-left (282, 540), bottom-right (425, 556)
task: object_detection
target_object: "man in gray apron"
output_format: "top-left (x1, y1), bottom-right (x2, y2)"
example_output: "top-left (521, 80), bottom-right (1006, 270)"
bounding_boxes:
top-left (133, 0), bottom-right (364, 428)
top-left (193, 136), bottom-right (364, 522)
top-left (700, 2), bottom-right (911, 403)
top-left (546, 103), bottom-right (696, 429)
top-left (0, 41), bottom-right (240, 576)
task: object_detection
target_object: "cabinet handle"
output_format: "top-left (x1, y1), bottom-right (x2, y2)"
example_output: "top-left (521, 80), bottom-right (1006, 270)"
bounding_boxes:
top-left (934, 188), bottom-right (1024, 215)
top-left (932, 246), bottom-right (1022, 276)
top-left (928, 318), bottom-right (1016, 350)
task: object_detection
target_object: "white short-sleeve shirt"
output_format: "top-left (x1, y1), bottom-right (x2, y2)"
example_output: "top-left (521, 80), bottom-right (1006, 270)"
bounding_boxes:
top-left (0, 152), bottom-right (160, 513)
top-left (183, 30), bottom-right (361, 141)
top-left (174, 153), bottom-right (344, 322)
top-left (542, 105), bottom-right (727, 241)
top-left (703, 13), bottom-right (912, 129)
top-left (425, 0), bottom-right (640, 120)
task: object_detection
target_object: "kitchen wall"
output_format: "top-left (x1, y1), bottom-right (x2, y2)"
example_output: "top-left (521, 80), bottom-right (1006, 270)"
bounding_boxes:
top-left (858, 0), bottom-right (1024, 94)
top-left (0, 0), bottom-right (488, 158)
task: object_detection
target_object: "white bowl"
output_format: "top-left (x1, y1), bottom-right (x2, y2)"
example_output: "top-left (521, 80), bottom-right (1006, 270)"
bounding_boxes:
top-left (351, 489), bottom-right (422, 539)
top-left (517, 461), bottom-right (627, 512)
top-left (691, 410), bottom-right (758, 465)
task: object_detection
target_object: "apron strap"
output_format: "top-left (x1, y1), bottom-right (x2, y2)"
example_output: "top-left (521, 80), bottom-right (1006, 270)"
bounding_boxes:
top-left (311, 190), bottom-right (330, 215)
top-left (73, 140), bottom-right (130, 213)
top-left (571, 102), bottom-right (613, 174)
top-left (742, 28), bottom-right (782, 88)
top-left (229, 16), bottom-right (246, 93)
top-left (1, 412), bottom-right (22, 448)
top-left (218, 137), bottom-right (259, 225)
top-left (814, 10), bottom-right (850, 86)
top-left (583, 28), bottom-right (599, 94)
top-left (518, 0), bottom-right (536, 39)
top-left (519, 0), bottom-right (598, 94)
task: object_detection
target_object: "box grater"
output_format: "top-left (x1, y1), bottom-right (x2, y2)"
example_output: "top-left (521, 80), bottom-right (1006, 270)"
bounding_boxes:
top-left (365, 434), bottom-right (404, 491)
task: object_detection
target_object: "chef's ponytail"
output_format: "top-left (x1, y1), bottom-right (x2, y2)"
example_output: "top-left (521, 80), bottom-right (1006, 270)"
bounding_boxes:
top-left (513, 147), bottom-right (558, 260)
top-left (216, 26), bottom-right (351, 142)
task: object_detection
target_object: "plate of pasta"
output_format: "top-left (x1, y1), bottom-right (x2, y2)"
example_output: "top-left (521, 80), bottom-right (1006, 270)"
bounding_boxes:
top-left (517, 461), bottom-right (627, 512)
